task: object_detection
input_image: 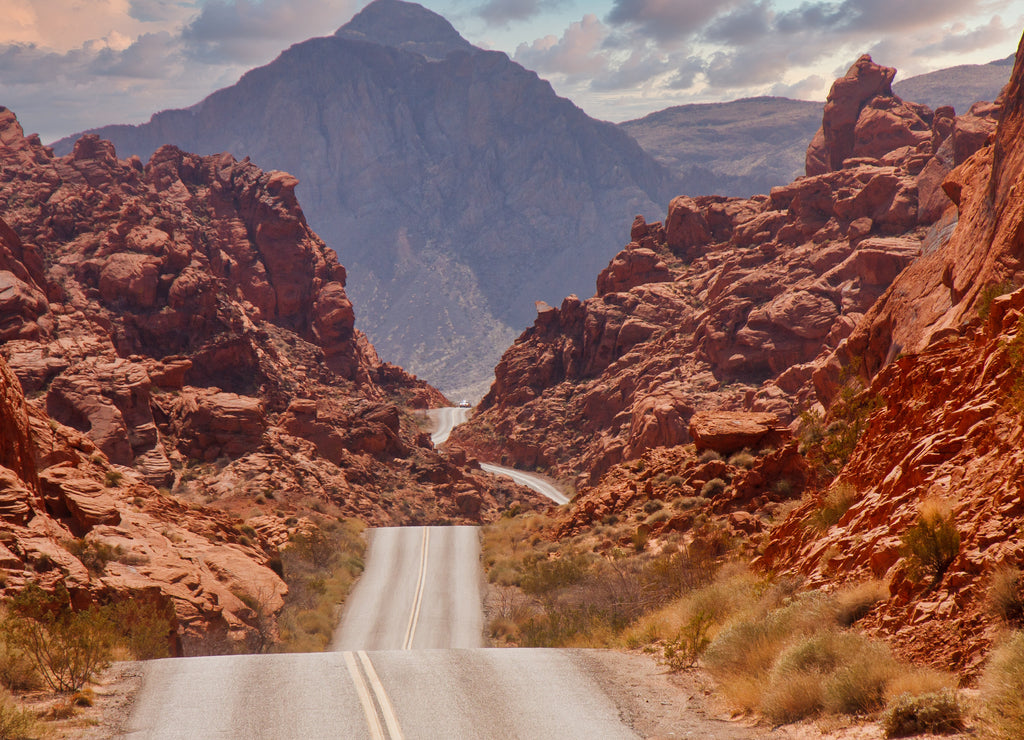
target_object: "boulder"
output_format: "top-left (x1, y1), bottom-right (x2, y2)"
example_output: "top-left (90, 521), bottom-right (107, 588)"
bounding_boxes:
top-left (688, 412), bottom-right (784, 453)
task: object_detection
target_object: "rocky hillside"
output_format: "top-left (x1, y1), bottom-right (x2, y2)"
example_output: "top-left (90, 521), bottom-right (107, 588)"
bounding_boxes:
top-left (762, 34), bottom-right (1024, 675)
top-left (0, 107), bottom-right (538, 654)
top-left (52, 0), bottom-right (679, 401)
top-left (453, 54), bottom-right (997, 491)
top-left (457, 38), bottom-right (1024, 678)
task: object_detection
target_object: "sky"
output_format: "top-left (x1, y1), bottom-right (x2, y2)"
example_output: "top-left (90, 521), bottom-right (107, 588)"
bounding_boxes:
top-left (0, 0), bottom-right (1021, 143)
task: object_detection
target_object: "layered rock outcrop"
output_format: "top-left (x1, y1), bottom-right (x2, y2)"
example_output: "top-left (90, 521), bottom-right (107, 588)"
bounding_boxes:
top-left (0, 107), bottom-right (540, 651)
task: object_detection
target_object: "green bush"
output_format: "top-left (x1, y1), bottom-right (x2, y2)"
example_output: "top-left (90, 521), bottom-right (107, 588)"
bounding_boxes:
top-left (900, 499), bottom-right (960, 584)
top-left (882, 689), bottom-right (964, 738)
top-left (2, 586), bottom-right (114, 692)
top-left (981, 630), bottom-right (1024, 740)
top-left (0, 688), bottom-right (39, 739)
top-left (663, 610), bottom-right (713, 670)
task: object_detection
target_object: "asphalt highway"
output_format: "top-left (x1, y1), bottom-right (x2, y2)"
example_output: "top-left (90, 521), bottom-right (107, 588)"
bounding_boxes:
top-left (122, 648), bottom-right (637, 739)
top-left (121, 413), bottom-right (623, 738)
top-left (332, 526), bottom-right (483, 651)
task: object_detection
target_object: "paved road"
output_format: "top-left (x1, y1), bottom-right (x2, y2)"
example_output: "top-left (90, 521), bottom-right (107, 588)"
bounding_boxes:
top-left (479, 462), bottom-right (570, 505)
top-left (427, 407), bottom-right (569, 505)
top-left (426, 407), bottom-right (471, 446)
top-left (122, 526), bottom-right (640, 739)
top-left (332, 526), bottom-right (483, 650)
top-left (122, 648), bottom-right (637, 739)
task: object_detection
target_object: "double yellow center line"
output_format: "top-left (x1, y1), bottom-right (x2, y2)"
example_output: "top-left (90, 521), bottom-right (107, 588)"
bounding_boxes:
top-left (343, 650), bottom-right (404, 740)
top-left (402, 527), bottom-right (429, 651)
top-left (342, 527), bottom-right (430, 738)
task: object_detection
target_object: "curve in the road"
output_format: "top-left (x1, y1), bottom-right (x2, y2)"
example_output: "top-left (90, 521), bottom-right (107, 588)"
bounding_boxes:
top-left (427, 407), bottom-right (569, 505)
top-left (426, 407), bottom-right (471, 446)
top-left (479, 462), bottom-right (570, 505)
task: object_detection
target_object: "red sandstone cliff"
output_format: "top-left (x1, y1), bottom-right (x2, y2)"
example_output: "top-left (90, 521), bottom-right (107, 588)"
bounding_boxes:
top-left (759, 33), bottom-right (1024, 676)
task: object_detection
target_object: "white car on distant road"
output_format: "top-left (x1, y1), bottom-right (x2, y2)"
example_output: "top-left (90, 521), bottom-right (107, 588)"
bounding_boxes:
top-left (458, 399), bottom-right (471, 408)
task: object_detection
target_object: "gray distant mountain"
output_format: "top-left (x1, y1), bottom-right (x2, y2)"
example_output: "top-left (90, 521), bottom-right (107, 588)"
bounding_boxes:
top-left (54, 0), bottom-right (678, 400)
top-left (892, 55), bottom-right (1013, 114)
top-left (621, 58), bottom-right (1011, 199)
top-left (619, 97), bottom-right (822, 198)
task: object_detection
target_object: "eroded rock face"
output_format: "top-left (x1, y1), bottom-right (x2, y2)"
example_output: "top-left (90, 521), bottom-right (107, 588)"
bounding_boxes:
top-left (762, 288), bottom-right (1024, 675)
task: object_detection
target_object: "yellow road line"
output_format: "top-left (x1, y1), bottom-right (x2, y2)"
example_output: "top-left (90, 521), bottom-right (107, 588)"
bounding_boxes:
top-left (402, 526), bottom-right (429, 650)
top-left (358, 651), bottom-right (405, 740)
top-left (343, 651), bottom-right (385, 740)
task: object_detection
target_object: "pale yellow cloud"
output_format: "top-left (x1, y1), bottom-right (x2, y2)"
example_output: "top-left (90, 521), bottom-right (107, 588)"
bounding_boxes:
top-left (0, 0), bottom-right (189, 50)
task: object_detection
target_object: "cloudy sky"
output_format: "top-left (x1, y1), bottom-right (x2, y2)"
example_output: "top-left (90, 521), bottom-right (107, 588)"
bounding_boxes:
top-left (1, 0), bottom-right (1021, 143)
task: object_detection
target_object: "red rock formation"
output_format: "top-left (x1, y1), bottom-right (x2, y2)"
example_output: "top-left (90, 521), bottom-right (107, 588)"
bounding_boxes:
top-left (756, 33), bottom-right (1024, 677)
top-left (762, 288), bottom-right (1024, 675)
top-left (0, 107), bottom-right (540, 651)
top-left (453, 56), bottom-right (997, 495)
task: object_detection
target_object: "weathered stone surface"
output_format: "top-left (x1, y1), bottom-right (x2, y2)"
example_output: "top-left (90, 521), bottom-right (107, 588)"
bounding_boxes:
top-left (689, 412), bottom-right (784, 453)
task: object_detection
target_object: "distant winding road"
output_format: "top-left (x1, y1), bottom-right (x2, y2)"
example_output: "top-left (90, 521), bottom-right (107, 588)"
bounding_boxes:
top-left (427, 406), bottom-right (569, 505)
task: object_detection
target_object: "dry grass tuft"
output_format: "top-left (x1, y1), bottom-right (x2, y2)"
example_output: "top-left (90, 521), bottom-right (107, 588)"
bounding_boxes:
top-left (981, 630), bottom-right (1024, 740)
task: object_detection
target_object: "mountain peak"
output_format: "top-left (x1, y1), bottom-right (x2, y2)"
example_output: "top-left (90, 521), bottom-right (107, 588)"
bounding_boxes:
top-left (336, 0), bottom-right (473, 60)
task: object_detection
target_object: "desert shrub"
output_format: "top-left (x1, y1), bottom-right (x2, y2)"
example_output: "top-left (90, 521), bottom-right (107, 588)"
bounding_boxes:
top-left (104, 469), bottom-right (123, 488)
top-left (900, 499), bottom-right (960, 584)
top-left (809, 483), bottom-right (858, 532)
top-left (882, 689), bottom-right (964, 738)
top-left (275, 518), bottom-right (366, 652)
top-left (799, 379), bottom-right (881, 477)
top-left (727, 450), bottom-right (756, 469)
top-left (63, 538), bottom-right (147, 576)
top-left (2, 585), bottom-right (115, 692)
top-left (978, 280), bottom-right (1018, 320)
top-left (63, 538), bottom-right (123, 575)
top-left (0, 636), bottom-right (40, 693)
top-left (990, 565), bottom-right (1024, 626)
top-left (981, 630), bottom-right (1024, 740)
top-left (823, 638), bottom-right (896, 715)
top-left (666, 475), bottom-right (684, 488)
top-left (698, 449), bottom-right (722, 463)
top-left (104, 600), bottom-right (174, 661)
top-left (700, 478), bottom-right (728, 497)
top-left (758, 630), bottom-right (895, 721)
top-left (520, 552), bottom-right (590, 595)
top-left (772, 478), bottom-right (793, 497)
top-left (663, 609), bottom-right (714, 670)
top-left (644, 510), bottom-right (670, 527)
top-left (642, 499), bottom-right (663, 514)
top-left (0, 688), bottom-right (39, 739)
top-left (704, 591), bottom-right (837, 703)
top-left (834, 579), bottom-right (887, 626)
